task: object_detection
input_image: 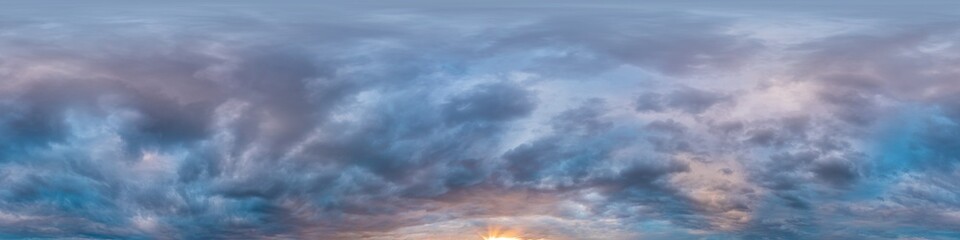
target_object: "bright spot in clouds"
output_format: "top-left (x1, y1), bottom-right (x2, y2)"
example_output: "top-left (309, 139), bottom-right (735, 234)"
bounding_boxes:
top-left (484, 238), bottom-right (520, 240)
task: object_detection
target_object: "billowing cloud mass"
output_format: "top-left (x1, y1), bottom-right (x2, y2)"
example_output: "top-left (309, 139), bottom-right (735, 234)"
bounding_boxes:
top-left (1, 1), bottom-right (960, 239)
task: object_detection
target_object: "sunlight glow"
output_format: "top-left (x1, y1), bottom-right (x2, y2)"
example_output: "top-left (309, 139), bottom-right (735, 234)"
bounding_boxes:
top-left (480, 226), bottom-right (521, 240)
top-left (483, 237), bottom-right (520, 240)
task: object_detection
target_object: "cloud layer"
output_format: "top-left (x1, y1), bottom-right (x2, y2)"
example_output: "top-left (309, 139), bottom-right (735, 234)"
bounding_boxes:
top-left (1, 1), bottom-right (959, 239)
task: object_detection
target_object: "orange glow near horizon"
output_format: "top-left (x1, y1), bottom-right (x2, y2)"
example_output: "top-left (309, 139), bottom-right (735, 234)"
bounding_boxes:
top-left (480, 226), bottom-right (521, 240)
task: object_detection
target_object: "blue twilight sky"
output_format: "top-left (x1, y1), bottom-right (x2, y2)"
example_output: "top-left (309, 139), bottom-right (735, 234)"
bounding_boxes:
top-left (1, 1), bottom-right (959, 239)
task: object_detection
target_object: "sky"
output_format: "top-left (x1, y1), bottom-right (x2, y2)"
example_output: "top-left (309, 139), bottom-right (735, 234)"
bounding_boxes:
top-left (1, 1), bottom-right (959, 239)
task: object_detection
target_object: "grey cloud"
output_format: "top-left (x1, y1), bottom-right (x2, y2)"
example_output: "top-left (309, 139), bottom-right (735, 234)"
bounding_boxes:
top-left (665, 87), bottom-right (730, 114)
top-left (635, 87), bottom-right (729, 114)
top-left (596, 160), bottom-right (690, 192)
top-left (551, 98), bottom-right (611, 134)
top-left (634, 92), bottom-right (665, 112)
top-left (644, 119), bottom-right (693, 153)
top-left (442, 82), bottom-right (537, 125)
top-left (503, 138), bottom-right (564, 183)
top-left (812, 157), bottom-right (861, 187)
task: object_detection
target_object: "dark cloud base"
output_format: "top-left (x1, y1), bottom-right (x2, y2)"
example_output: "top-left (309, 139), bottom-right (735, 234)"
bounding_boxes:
top-left (1, 1), bottom-right (960, 239)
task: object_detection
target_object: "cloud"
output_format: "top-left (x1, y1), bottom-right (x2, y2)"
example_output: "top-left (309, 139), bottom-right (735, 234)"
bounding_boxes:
top-left (442, 82), bottom-right (537, 125)
top-left (0, 1), bottom-right (959, 239)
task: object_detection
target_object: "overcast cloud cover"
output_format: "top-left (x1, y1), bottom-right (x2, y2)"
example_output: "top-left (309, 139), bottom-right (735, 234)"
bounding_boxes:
top-left (1, 1), bottom-right (960, 239)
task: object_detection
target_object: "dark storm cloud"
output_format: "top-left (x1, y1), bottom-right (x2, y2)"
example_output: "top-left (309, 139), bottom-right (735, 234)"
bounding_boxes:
top-left (1, 1), bottom-right (960, 239)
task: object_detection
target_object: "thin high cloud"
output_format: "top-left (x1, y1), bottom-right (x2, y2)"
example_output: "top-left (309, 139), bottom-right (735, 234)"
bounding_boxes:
top-left (0, 1), bottom-right (959, 239)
